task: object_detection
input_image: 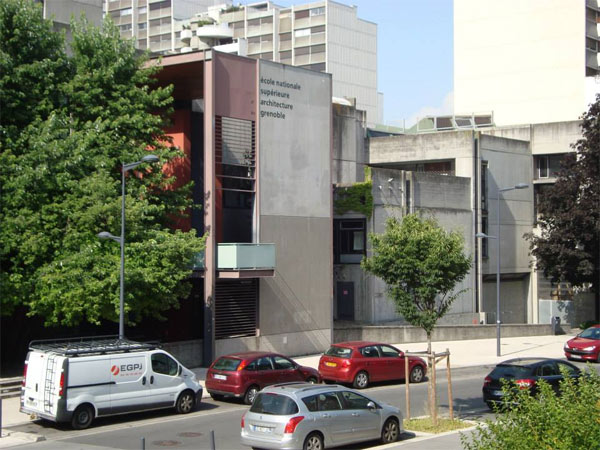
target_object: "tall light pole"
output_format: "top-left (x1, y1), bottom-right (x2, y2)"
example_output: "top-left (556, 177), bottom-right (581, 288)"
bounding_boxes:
top-left (98, 154), bottom-right (160, 340)
top-left (477, 182), bottom-right (528, 357)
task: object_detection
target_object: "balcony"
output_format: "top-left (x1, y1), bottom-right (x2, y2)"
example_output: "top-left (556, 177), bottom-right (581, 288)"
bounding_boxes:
top-left (193, 243), bottom-right (276, 278)
top-left (180, 29), bottom-right (193, 42)
top-left (196, 23), bottom-right (233, 39)
top-left (586, 49), bottom-right (600, 69)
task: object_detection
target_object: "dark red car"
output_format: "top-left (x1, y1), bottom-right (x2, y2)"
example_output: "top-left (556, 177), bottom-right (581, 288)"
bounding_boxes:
top-left (205, 351), bottom-right (320, 404)
top-left (564, 324), bottom-right (600, 362)
top-left (318, 341), bottom-right (427, 389)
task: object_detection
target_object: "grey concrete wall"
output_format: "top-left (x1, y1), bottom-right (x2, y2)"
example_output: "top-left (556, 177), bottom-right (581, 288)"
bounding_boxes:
top-left (162, 339), bottom-right (203, 369)
top-left (332, 103), bottom-right (368, 185)
top-left (530, 121), bottom-right (581, 155)
top-left (333, 324), bottom-right (554, 344)
top-left (255, 62), bottom-right (333, 356)
top-left (539, 293), bottom-right (596, 327)
top-left (482, 277), bottom-right (529, 324)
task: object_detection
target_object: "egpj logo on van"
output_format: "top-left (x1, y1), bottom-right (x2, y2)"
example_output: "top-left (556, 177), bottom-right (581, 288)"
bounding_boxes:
top-left (110, 363), bottom-right (144, 377)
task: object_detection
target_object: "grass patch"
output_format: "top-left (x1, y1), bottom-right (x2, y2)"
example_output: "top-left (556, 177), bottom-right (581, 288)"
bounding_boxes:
top-left (404, 417), bottom-right (473, 434)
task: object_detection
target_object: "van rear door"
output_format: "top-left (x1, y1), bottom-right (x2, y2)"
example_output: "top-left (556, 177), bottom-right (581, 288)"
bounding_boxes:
top-left (21, 351), bottom-right (65, 419)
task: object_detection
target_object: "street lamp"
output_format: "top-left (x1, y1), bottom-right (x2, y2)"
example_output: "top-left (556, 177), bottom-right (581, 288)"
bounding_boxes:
top-left (98, 154), bottom-right (160, 339)
top-left (476, 183), bottom-right (528, 357)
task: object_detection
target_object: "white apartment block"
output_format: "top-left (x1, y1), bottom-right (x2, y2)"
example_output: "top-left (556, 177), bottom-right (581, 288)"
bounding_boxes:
top-left (454, 0), bottom-right (600, 126)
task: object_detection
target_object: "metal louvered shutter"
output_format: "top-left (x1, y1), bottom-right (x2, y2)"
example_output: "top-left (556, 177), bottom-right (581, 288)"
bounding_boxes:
top-left (215, 279), bottom-right (258, 339)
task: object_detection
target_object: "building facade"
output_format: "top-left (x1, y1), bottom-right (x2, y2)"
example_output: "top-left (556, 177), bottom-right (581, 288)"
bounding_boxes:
top-left (454, 0), bottom-right (600, 126)
top-left (154, 51), bottom-right (333, 365)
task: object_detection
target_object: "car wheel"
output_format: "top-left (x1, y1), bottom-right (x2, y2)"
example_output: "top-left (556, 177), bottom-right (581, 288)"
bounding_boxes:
top-left (209, 393), bottom-right (225, 401)
top-left (381, 417), bottom-right (400, 444)
top-left (176, 390), bottom-right (196, 414)
top-left (486, 401), bottom-right (494, 410)
top-left (71, 404), bottom-right (94, 430)
top-left (306, 376), bottom-right (318, 384)
top-left (244, 385), bottom-right (259, 405)
top-left (409, 365), bottom-right (425, 383)
top-left (303, 432), bottom-right (324, 450)
top-left (353, 371), bottom-right (369, 389)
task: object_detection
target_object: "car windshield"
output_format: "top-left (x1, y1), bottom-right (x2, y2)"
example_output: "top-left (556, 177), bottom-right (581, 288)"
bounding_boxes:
top-left (250, 393), bottom-right (299, 415)
top-left (489, 364), bottom-right (532, 379)
top-left (579, 328), bottom-right (600, 339)
top-left (325, 346), bottom-right (352, 358)
top-left (213, 357), bottom-right (241, 371)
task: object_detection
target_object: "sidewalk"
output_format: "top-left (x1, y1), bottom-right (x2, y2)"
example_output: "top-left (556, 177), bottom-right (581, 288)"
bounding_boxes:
top-left (0, 333), bottom-right (574, 448)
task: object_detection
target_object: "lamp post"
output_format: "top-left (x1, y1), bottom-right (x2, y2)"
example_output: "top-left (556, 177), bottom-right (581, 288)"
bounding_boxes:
top-left (477, 182), bottom-right (528, 357)
top-left (98, 154), bottom-right (159, 340)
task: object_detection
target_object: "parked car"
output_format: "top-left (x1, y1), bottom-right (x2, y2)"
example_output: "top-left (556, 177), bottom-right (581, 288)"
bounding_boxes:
top-left (482, 357), bottom-right (581, 409)
top-left (318, 341), bottom-right (427, 389)
top-left (20, 337), bottom-right (202, 430)
top-left (564, 324), bottom-right (600, 362)
top-left (240, 382), bottom-right (403, 449)
top-left (206, 352), bottom-right (321, 404)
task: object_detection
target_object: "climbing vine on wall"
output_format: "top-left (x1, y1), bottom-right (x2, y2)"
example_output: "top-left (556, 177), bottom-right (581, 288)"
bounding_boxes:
top-left (334, 168), bottom-right (373, 217)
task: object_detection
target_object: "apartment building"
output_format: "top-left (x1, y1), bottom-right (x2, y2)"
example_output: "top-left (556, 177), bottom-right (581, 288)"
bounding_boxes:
top-left (454, 0), bottom-right (600, 126)
top-left (104, 0), bottom-right (226, 53)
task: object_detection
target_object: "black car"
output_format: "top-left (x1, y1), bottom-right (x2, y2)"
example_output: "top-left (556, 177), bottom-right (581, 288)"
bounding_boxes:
top-left (482, 357), bottom-right (581, 409)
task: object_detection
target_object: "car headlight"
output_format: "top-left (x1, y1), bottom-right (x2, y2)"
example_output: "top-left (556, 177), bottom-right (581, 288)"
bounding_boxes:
top-left (582, 346), bottom-right (596, 351)
top-left (564, 344), bottom-right (569, 350)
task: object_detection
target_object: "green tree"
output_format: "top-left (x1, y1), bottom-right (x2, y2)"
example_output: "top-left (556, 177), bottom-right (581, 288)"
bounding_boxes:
top-left (0, 0), bottom-right (205, 327)
top-left (362, 214), bottom-right (471, 354)
top-left (525, 96), bottom-right (600, 320)
top-left (461, 367), bottom-right (600, 450)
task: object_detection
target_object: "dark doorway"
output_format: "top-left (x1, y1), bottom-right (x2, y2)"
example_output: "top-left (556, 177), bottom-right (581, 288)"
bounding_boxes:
top-left (336, 281), bottom-right (355, 320)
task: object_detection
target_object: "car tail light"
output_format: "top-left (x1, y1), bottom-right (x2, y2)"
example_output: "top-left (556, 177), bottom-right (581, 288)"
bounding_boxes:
top-left (237, 360), bottom-right (248, 371)
top-left (515, 378), bottom-right (535, 389)
top-left (22, 363), bottom-right (28, 386)
top-left (342, 359), bottom-right (351, 367)
top-left (58, 372), bottom-right (65, 397)
top-left (483, 376), bottom-right (492, 387)
top-left (284, 416), bottom-right (304, 434)
top-left (241, 413), bottom-right (245, 429)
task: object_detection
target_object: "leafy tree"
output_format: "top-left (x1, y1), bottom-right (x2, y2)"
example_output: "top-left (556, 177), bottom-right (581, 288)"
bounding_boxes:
top-left (525, 95), bottom-right (600, 320)
top-left (362, 214), bottom-right (471, 354)
top-left (0, 0), bottom-right (205, 328)
top-left (361, 214), bottom-right (471, 422)
top-left (461, 367), bottom-right (600, 450)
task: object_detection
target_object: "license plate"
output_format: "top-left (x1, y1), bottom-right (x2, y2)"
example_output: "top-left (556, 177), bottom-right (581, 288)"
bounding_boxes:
top-left (491, 390), bottom-right (503, 396)
top-left (252, 425), bottom-right (273, 433)
top-left (26, 399), bottom-right (37, 407)
top-left (325, 362), bottom-right (337, 367)
top-left (570, 354), bottom-right (582, 359)
top-left (214, 374), bottom-right (227, 380)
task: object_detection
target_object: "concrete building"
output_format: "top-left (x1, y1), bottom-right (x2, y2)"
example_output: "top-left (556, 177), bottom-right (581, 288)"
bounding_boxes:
top-left (37, 0), bottom-right (103, 43)
top-left (454, 0), bottom-right (600, 126)
top-left (153, 51), bottom-right (333, 365)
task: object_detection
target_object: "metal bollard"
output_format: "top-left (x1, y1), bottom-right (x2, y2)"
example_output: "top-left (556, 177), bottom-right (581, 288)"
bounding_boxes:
top-left (140, 437), bottom-right (145, 450)
top-left (210, 430), bottom-right (216, 450)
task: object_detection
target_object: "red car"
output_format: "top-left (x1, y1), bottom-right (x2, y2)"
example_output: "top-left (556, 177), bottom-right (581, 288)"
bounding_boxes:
top-left (564, 324), bottom-right (600, 362)
top-left (318, 341), bottom-right (427, 389)
top-left (205, 351), bottom-right (320, 404)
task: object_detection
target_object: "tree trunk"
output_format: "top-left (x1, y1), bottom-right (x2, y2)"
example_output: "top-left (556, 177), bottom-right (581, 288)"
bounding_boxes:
top-left (427, 331), bottom-right (437, 425)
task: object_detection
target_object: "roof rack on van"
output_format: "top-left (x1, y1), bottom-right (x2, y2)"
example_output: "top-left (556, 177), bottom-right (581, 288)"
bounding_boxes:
top-left (29, 335), bottom-right (159, 356)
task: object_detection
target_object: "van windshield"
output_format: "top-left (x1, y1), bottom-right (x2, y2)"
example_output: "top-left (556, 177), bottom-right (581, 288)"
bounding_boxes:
top-left (250, 393), bottom-right (299, 415)
top-left (213, 357), bottom-right (241, 371)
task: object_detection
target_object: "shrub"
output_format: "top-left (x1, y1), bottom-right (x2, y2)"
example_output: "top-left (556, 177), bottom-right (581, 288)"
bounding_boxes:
top-left (460, 366), bottom-right (600, 450)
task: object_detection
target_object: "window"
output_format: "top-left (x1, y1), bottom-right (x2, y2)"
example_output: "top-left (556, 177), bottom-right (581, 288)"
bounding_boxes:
top-left (248, 36), bottom-right (260, 44)
top-left (247, 18), bottom-right (260, 27)
top-left (272, 356), bottom-right (294, 370)
top-left (316, 392), bottom-right (342, 411)
top-left (339, 391), bottom-right (372, 409)
top-left (150, 0), bottom-right (170, 11)
top-left (534, 154), bottom-right (565, 179)
top-left (260, 34), bottom-right (273, 42)
top-left (310, 6), bottom-right (325, 16)
top-left (311, 25), bottom-right (325, 34)
top-left (334, 219), bottom-right (366, 264)
top-left (405, 180), bottom-right (411, 210)
top-left (537, 155), bottom-right (549, 178)
top-left (255, 357), bottom-right (273, 371)
top-left (120, 23), bottom-right (132, 32)
top-left (151, 353), bottom-right (178, 376)
top-left (379, 345), bottom-right (400, 358)
top-left (251, 393), bottom-right (299, 415)
top-left (295, 46), bottom-right (309, 56)
top-left (138, 39), bottom-right (147, 49)
top-left (481, 161), bottom-right (488, 212)
top-left (294, 28), bottom-right (310, 38)
top-left (120, 8), bottom-right (132, 16)
top-left (138, 22), bottom-right (147, 30)
top-left (556, 362), bottom-right (579, 377)
top-left (260, 52), bottom-right (273, 60)
top-left (360, 345), bottom-right (380, 358)
top-left (311, 44), bottom-right (325, 54)
top-left (324, 346), bottom-right (352, 358)
top-left (213, 357), bottom-right (241, 371)
top-left (295, 9), bottom-right (309, 20)
top-left (261, 16), bottom-right (273, 24)
top-left (481, 215), bottom-right (489, 258)
top-left (279, 32), bottom-right (291, 41)
top-left (233, 21), bottom-right (244, 30)
top-left (536, 362), bottom-right (558, 377)
top-left (279, 50), bottom-right (292, 60)
top-left (138, 6), bottom-right (147, 14)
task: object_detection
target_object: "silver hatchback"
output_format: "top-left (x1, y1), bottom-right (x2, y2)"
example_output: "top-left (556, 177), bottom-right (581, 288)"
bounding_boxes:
top-left (240, 382), bottom-right (403, 450)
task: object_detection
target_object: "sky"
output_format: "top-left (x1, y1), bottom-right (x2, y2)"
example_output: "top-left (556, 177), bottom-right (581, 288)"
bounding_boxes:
top-left (240, 0), bottom-right (454, 126)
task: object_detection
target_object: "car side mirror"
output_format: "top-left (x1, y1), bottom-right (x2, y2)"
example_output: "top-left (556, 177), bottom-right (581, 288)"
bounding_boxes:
top-left (178, 365), bottom-right (182, 376)
top-left (367, 401), bottom-right (377, 411)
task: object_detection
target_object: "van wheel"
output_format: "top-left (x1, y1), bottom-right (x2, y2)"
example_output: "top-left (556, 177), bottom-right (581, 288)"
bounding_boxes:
top-left (71, 404), bottom-right (94, 430)
top-left (244, 385), bottom-right (259, 405)
top-left (409, 365), bottom-right (425, 383)
top-left (176, 390), bottom-right (195, 414)
top-left (353, 371), bottom-right (369, 389)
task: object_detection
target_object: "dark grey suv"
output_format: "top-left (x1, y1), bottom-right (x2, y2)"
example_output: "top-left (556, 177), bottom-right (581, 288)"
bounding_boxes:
top-left (240, 382), bottom-right (403, 450)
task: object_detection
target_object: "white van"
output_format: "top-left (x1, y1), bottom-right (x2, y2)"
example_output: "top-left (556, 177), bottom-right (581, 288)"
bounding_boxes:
top-left (20, 336), bottom-right (202, 429)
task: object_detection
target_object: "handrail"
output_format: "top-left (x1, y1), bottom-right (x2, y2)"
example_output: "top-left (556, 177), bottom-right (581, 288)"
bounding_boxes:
top-left (0, 377), bottom-right (23, 399)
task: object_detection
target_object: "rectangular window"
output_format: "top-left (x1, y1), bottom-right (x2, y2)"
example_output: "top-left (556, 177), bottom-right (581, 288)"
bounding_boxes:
top-left (248, 36), bottom-right (260, 44)
top-left (260, 34), bottom-right (273, 42)
top-left (120, 23), bottom-right (132, 32)
top-left (294, 28), bottom-right (310, 38)
top-left (138, 22), bottom-right (147, 30)
top-left (138, 6), bottom-right (147, 14)
top-left (279, 32), bottom-right (291, 41)
top-left (120, 8), bottom-right (132, 16)
top-left (311, 25), bottom-right (325, 34)
top-left (295, 46), bottom-right (309, 56)
top-left (279, 50), bottom-right (291, 60)
top-left (260, 52), bottom-right (273, 60)
top-left (405, 180), bottom-right (411, 211)
top-left (150, 0), bottom-right (171, 11)
top-left (233, 21), bottom-right (244, 30)
top-left (481, 215), bottom-right (488, 258)
top-left (537, 155), bottom-right (549, 178)
top-left (295, 9), bottom-right (309, 20)
top-left (481, 161), bottom-right (488, 212)
top-left (261, 16), bottom-right (273, 24)
top-left (334, 219), bottom-right (366, 264)
top-left (247, 18), bottom-right (260, 27)
top-left (311, 44), bottom-right (325, 54)
top-left (310, 6), bottom-right (325, 16)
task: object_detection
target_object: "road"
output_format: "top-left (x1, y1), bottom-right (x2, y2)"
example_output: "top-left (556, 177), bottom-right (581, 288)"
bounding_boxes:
top-left (7, 362), bottom-right (598, 449)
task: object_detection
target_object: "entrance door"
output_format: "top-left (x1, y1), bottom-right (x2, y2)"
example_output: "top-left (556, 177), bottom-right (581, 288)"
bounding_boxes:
top-left (336, 282), bottom-right (354, 320)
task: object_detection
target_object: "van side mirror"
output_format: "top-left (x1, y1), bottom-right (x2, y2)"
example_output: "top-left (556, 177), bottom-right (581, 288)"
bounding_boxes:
top-left (178, 365), bottom-right (182, 376)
